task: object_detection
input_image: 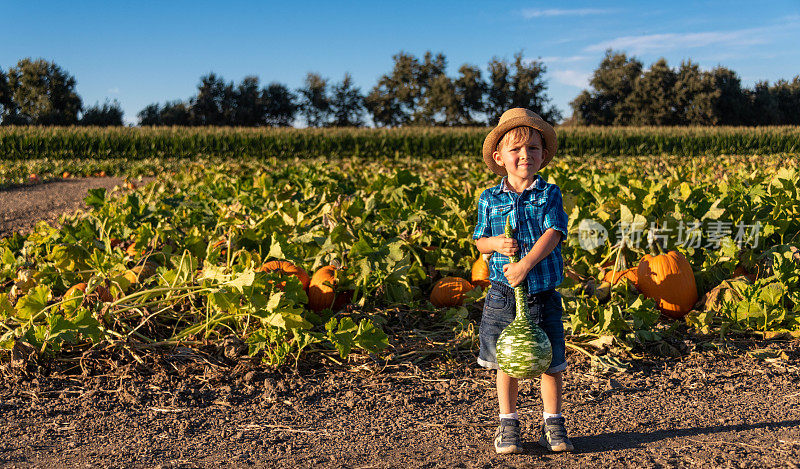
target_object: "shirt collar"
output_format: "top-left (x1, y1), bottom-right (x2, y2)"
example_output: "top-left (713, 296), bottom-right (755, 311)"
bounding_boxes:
top-left (492, 174), bottom-right (547, 195)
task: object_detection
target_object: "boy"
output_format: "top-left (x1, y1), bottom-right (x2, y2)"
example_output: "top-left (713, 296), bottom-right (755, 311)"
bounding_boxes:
top-left (473, 108), bottom-right (573, 454)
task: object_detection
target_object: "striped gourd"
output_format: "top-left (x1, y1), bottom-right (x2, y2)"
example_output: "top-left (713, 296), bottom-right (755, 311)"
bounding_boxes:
top-left (496, 216), bottom-right (552, 379)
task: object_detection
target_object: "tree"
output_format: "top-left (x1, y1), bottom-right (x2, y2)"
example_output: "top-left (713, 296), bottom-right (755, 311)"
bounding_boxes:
top-left (454, 64), bottom-right (486, 125)
top-left (747, 81), bottom-right (780, 125)
top-left (0, 68), bottom-right (13, 125)
top-left (673, 60), bottom-right (718, 125)
top-left (509, 53), bottom-right (561, 123)
top-left (486, 52), bottom-right (560, 124)
top-left (421, 74), bottom-right (462, 125)
top-left (232, 76), bottom-right (264, 126)
top-left (191, 73), bottom-right (234, 126)
top-left (329, 73), bottom-right (365, 127)
top-left (365, 51), bottom-right (421, 127)
top-left (413, 52), bottom-right (449, 124)
top-left (624, 58), bottom-right (677, 125)
top-left (262, 83), bottom-right (297, 127)
top-left (771, 77), bottom-right (800, 125)
top-left (7, 58), bottom-right (82, 125)
top-left (138, 103), bottom-right (161, 126)
top-left (80, 100), bottom-right (124, 126)
top-left (569, 50), bottom-right (642, 125)
top-left (160, 100), bottom-right (191, 125)
top-left (298, 72), bottom-right (330, 127)
top-left (710, 67), bottom-right (747, 125)
top-left (486, 58), bottom-right (511, 125)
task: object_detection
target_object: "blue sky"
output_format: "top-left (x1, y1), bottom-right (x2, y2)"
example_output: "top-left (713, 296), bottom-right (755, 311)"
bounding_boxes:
top-left (2, 1), bottom-right (799, 125)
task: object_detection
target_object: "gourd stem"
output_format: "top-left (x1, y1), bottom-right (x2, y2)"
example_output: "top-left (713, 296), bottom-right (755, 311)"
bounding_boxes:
top-left (648, 229), bottom-right (664, 257)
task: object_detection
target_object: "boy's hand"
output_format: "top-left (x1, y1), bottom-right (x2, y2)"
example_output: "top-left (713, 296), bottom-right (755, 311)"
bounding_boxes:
top-left (503, 261), bottom-right (530, 288)
top-left (493, 236), bottom-right (518, 257)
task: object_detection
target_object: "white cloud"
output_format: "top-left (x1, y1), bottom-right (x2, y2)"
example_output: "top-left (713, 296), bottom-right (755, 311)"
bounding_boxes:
top-left (107, 87), bottom-right (120, 94)
top-left (585, 28), bottom-right (770, 54)
top-left (522, 8), bottom-right (612, 19)
top-left (552, 70), bottom-right (590, 88)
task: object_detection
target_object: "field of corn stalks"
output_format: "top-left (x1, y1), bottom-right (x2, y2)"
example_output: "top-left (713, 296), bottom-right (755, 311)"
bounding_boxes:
top-left (1, 126), bottom-right (799, 161)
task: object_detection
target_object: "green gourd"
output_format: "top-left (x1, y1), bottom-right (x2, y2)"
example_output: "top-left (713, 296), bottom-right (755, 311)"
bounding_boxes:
top-left (496, 216), bottom-right (553, 379)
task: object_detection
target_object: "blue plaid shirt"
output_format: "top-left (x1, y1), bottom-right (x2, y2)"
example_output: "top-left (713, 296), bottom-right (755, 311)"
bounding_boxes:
top-left (473, 175), bottom-right (569, 294)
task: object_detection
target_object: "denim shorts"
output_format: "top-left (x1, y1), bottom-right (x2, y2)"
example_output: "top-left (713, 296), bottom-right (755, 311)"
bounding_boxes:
top-left (478, 281), bottom-right (567, 374)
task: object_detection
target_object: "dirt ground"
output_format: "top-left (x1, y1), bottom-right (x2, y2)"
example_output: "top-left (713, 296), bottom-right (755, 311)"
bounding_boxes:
top-left (0, 336), bottom-right (798, 469)
top-left (0, 178), bottom-right (134, 238)
top-left (2, 180), bottom-right (800, 468)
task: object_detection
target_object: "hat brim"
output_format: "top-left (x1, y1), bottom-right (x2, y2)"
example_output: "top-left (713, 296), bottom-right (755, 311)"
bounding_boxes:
top-left (482, 116), bottom-right (558, 177)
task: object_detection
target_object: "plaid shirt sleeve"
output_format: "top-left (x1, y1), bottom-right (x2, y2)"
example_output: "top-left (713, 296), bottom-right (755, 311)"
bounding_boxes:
top-left (472, 190), bottom-right (492, 240)
top-left (542, 185), bottom-right (569, 242)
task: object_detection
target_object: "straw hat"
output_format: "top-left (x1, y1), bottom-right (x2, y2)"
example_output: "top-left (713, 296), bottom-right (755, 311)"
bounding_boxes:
top-left (482, 108), bottom-right (558, 176)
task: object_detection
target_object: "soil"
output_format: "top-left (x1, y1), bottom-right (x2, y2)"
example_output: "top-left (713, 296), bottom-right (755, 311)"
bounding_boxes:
top-left (2, 181), bottom-right (800, 467)
top-left (0, 178), bottom-right (137, 238)
top-left (1, 337), bottom-right (799, 468)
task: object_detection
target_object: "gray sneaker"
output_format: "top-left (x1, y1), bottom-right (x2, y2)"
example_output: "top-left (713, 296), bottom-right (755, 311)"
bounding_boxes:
top-left (539, 416), bottom-right (574, 452)
top-left (494, 418), bottom-right (523, 454)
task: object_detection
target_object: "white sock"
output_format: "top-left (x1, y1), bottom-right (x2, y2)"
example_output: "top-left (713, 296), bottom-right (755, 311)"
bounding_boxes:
top-left (543, 411), bottom-right (562, 422)
top-left (499, 412), bottom-right (518, 421)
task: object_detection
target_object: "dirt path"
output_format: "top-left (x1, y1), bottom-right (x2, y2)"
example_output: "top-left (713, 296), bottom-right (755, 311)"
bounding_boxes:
top-left (1, 339), bottom-right (798, 468)
top-left (0, 178), bottom-right (133, 238)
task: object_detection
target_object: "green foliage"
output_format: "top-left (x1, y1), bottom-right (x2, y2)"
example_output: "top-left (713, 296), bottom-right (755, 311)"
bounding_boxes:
top-left (571, 50), bottom-right (800, 126)
top-left (2, 150), bottom-right (800, 363)
top-left (6, 58), bottom-right (82, 125)
top-left (80, 100), bottom-right (124, 126)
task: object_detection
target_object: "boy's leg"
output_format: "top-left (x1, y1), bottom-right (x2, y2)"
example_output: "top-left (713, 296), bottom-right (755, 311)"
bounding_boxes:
top-left (494, 370), bottom-right (523, 454)
top-left (540, 371), bottom-right (562, 414)
top-left (539, 370), bottom-right (573, 451)
top-left (497, 370), bottom-right (519, 414)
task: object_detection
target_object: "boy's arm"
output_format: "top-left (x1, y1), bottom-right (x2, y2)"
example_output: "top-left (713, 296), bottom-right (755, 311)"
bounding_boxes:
top-left (476, 236), bottom-right (518, 257)
top-left (502, 228), bottom-right (562, 287)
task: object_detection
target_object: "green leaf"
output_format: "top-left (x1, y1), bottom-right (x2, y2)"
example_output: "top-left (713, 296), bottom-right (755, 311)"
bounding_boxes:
top-left (265, 305), bottom-right (312, 330)
top-left (84, 188), bottom-right (107, 209)
top-left (759, 282), bottom-right (784, 307)
top-left (72, 309), bottom-right (103, 342)
top-left (354, 319), bottom-right (389, 354)
top-left (701, 199), bottom-right (725, 221)
top-left (15, 285), bottom-right (51, 321)
top-left (227, 269), bottom-right (255, 293)
top-left (2, 247), bottom-right (15, 266)
top-left (326, 317), bottom-right (358, 358)
top-left (0, 294), bottom-right (14, 320)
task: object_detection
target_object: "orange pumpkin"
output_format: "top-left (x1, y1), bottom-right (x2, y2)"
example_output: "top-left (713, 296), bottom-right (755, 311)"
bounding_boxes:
top-left (258, 260), bottom-right (311, 291)
top-left (430, 277), bottom-right (474, 307)
top-left (637, 249), bottom-right (698, 319)
top-left (471, 255), bottom-right (491, 289)
top-left (308, 265), bottom-right (338, 312)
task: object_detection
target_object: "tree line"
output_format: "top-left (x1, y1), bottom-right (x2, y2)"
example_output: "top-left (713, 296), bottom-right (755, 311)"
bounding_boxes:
top-left (1, 52), bottom-right (799, 127)
top-left (137, 51), bottom-right (561, 127)
top-left (570, 51), bottom-right (800, 126)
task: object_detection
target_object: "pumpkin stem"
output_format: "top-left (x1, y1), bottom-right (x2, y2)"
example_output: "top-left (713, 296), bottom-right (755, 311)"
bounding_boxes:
top-left (647, 229), bottom-right (664, 256)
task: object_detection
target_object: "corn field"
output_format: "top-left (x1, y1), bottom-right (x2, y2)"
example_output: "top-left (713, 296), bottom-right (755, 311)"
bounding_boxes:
top-left (1, 126), bottom-right (799, 160)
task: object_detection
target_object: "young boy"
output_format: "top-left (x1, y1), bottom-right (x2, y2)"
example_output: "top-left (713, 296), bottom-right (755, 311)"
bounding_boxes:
top-left (473, 108), bottom-right (573, 454)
